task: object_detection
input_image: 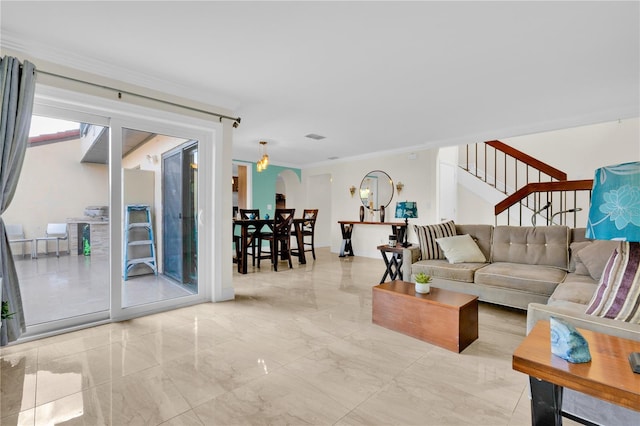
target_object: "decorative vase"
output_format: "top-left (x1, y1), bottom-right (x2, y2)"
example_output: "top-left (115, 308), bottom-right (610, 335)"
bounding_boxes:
top-left (415, 283), bottom-right (430, 294)
top-left (380, 205), bottom-right (385, 222)
top-left (359, 205), bottom-right (365, 222)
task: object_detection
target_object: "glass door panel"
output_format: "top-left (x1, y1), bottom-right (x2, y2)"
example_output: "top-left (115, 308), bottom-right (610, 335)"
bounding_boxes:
top-left (4, 114), bottom-right (110, 328)
top-left (162, 141), bottom-right (198, 291)
top-left (121, 128), bottom-right (199, 308)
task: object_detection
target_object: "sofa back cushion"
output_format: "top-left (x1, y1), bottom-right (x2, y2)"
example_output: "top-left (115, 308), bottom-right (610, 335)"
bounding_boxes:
top-left (571, 227), bottom-right (589, 243)
top-left (414, 220), bottom-right (456, 260)
top-left (455, 224), bottom-right (493, 260)
top-left (491, 225), bottom-right (570, 270)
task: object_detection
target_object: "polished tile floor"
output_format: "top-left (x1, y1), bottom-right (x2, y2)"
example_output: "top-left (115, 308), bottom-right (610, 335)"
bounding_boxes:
top-left (1, 248), bottom-right (571, 425)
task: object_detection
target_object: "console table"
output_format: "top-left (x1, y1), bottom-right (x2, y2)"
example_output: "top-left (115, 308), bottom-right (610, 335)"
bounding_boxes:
top-left (338, 221), bottom-right (406, 257)
top-left (513, 320), bottom-right (640, 425)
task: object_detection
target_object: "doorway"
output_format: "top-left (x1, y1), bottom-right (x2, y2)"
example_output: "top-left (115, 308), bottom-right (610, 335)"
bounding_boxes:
top-left (162, 141), bottom-right (198, 289)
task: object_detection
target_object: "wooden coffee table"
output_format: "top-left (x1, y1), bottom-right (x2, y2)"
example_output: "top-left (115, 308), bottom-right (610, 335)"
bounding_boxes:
top-left (372, 280), bottom-right (478, 353)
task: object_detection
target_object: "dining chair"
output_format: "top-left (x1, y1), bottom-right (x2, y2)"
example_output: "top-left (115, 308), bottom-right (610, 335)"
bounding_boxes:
top-left (258, 208), bottom-right (295, 271)
top-left (34, 223), bottom-right (69, 258)
top-left (292, 209), bottom-right (319, 260)
top-left (239, 209), bottom-right (261, 266)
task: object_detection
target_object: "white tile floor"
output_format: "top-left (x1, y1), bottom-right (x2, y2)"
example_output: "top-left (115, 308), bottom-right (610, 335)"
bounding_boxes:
top-left (1, 248), bottom-right (579, 425)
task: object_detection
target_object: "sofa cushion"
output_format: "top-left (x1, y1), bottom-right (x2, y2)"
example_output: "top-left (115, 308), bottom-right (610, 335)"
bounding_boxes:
top-left (490, 225), bottom-right (570, 270)
top-left (573, 240), bottom-right (619, 281)
top-left (474, 262), bottom-right (566, 296)
top-left (585, 243), bottom-right (640, 323)
top-left (569, 241), bottom-right (591, 274)
top-left (571, 227), bottom-right (590, 244)
top-left (454, 224), bottom-right (493, 260)
top-left (411, 259), bottom-right (486, 283)
top-left (414, 220), bottom-right (456, 260)
top-left (436, 234), bottom-right (487, 264)
top-left (549, 276), bottom-right (598, 305)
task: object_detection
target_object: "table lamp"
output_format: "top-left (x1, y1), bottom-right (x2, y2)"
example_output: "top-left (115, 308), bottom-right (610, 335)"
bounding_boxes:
top-left (585, 161), bottom-right (640, 321)
top-left (395, 201), bottom-right (418, 247)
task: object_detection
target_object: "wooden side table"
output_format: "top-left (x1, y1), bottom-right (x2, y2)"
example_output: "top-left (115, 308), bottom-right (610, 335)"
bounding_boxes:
top-left (377, 243), bottom-right (418, 283)
top-left (513, 320), bottom-right (640, 425)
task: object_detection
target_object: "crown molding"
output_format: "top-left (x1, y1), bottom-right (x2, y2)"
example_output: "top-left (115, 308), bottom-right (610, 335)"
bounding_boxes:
top-left (1, 32), bottom-right (240, 111)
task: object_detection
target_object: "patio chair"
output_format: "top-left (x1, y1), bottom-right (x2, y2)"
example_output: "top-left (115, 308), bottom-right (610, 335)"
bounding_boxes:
top-left (6, 224), bottom-right (34, 258)
top-left (34, 223), bottom-right (69, 258)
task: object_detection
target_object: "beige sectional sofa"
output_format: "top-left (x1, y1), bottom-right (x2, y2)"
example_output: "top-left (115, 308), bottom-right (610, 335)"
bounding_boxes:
top-left (402, 224), bottom-right (573, 310)
top-left (402, 223), bottom-right (640, 425)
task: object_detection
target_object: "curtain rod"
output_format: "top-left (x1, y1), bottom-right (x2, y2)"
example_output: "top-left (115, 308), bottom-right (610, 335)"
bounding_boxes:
top-left (36, 69), bottom-right (241, 127)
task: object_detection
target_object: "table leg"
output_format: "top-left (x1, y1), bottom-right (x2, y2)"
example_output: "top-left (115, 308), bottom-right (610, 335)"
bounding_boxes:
top-left (390, 253), bottom-right (403, 280)
top-left (529, 377), bottom-right (563, 426)
top-left (379, 251), bottom-right (403, 283)
top-left (339, 224), bottom-right (354, 257)
top-left (240, 225), bottom-right (249, 274)
top-left (379, 250), bottom-right (391, 283)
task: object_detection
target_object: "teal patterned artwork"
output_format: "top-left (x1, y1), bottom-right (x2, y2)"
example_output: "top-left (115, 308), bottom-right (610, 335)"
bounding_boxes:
top-left (586, 161), bottom-right (640, 242)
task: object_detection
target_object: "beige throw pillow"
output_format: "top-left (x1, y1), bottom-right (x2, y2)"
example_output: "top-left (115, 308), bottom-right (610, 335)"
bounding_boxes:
top-left (436, 234), bottom-right (487, 264)
top-left (574, 240), bottom-right (619, 281)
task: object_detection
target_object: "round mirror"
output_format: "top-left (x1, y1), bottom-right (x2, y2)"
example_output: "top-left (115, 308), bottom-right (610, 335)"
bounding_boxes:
top-left (359, 170), bottom-right (394, 211)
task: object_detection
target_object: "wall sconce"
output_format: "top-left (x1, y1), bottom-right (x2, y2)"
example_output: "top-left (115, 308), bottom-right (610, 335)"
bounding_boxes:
top-left (349, 185), bottom-right (356, 197)
top-left (396, 181), bottom-right (404, 195)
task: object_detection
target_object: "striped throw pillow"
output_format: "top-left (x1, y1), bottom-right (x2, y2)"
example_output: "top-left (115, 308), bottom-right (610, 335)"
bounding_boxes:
top-left (414, 220), bottom-right (456, 260)
top-left (585, 242), bottom-right (640, 323)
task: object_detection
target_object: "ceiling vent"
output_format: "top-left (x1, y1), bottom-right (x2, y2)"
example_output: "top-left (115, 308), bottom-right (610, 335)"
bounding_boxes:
top-left (305, 133), bottom-right (326, 140)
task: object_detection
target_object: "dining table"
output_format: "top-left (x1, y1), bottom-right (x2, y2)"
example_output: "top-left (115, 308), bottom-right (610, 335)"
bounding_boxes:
top-left (233, 217), bottom-right (307, 274)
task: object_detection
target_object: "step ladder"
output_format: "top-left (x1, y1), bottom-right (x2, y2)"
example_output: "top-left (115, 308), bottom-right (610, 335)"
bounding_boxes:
top-left (124, 204), bottom-right (158, 280)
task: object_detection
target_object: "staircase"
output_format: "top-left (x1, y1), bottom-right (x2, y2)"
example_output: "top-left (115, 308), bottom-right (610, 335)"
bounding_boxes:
top-left (461, 140), bottom-right (593, 227)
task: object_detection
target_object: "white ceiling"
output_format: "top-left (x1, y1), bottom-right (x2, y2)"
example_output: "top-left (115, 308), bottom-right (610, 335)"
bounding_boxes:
top-left (2, 1), bottom-right (638, 168)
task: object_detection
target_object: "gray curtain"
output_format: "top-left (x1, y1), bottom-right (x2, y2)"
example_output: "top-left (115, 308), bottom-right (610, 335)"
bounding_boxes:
top-left (0, 56), bottom-right (36, 346)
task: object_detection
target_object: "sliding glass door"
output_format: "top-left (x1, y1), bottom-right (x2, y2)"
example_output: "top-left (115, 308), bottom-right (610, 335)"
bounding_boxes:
top-left (8, 85), bottom-right (215, 339)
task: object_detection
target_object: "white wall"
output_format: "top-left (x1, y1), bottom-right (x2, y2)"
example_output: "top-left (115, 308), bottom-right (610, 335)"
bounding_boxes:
top-left (4, 137), bottom-right (109, 248)
top-left (506, 118), bottom-right (640, 180)
top-left (306, 173), bottom-right (332, 248)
